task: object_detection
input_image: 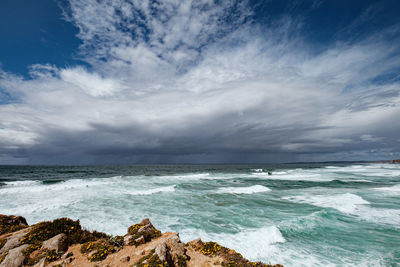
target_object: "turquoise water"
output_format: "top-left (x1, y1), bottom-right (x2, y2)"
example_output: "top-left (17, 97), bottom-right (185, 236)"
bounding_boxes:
top-left (0, 164), bottom-right (399, 266)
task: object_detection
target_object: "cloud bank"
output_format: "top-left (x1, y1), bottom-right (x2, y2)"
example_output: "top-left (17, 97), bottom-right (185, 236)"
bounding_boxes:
top-left (0, 0), bottom-right (400, 164)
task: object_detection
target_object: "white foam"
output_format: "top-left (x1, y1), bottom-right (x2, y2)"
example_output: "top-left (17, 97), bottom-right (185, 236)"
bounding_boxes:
top-left (253, 171), bottom-right (330, 182)
top-left (126, 185), bottom-right (176, 195)
top-left (217, 185), bottom-right (271, 194)
top-left (283, 193), bottom-right (370, 214)
top-left (283, 192), bottom-right (400, 227)
top-left (356, 206), bottom-right (400, 227)
top-left (180, 225), bottom-right (285, 262)
top-left (155, 173), bottom-right (212, 181)
top-left (319, 164), bottom-right (400, 178)
top-left (0, 178), bottom-right (112, 195)
top-left (273, 171), bottom-right (288, 175)
top-left (374, 184), bottom-right (400, 193)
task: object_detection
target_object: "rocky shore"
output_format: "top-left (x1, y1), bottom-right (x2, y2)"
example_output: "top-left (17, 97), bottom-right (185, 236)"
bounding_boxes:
top-left (0, 215), bottom-right (283, 267)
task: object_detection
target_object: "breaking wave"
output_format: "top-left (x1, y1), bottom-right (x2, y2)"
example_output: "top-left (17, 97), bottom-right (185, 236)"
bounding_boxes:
top-left (217, 185), bottom-right (271, 194)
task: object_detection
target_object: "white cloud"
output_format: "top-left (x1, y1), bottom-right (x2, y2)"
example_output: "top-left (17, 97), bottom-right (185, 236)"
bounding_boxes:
top-left (0, 0), bottom-right (399, 163)
top-left (60, 67), bottom-right (124, 97)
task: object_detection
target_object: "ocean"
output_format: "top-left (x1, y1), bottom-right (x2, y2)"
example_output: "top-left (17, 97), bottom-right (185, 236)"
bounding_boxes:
top-left (0, 163), bottom-right (399, 266)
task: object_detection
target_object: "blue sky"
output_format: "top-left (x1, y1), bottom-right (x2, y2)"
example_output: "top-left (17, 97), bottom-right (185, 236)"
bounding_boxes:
top-left (0, 0), bottom-right (399, 164)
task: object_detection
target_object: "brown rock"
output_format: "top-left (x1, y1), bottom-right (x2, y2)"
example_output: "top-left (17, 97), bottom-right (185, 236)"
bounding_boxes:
top-left (187, 238), bottom-right (203, 250)
top-left (0, 244), bottom-right (29, 267)
top-left (137, 224), bottom-right (153, 234)
top-left (165, 234), bottom-right (188, 265)
top-left (41, 233), bottom-right (68, 253)
top-left (134, 236), bottom-right (145, 245)
top-left (140, 218), bottom-right (152, 226)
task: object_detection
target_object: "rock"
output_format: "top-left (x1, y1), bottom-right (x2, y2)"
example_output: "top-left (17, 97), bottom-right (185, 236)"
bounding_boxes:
top-left (41, 233), bottom-right (68, 253)
top-left (189, 238), bottom-right (202, 246)
top-left (0, 215), bottom-right (28, 227)
top-left (0, 228), bottom-right (30, 255)
top-left (167, 234), bottom-right (185, 256)
top-left (0, 244), bottom-right (28, 267)
top-left (137, 224), bottom-right (153, 234)
top-left (119, 255), bottom-right (130, 262)
top-left (154, 234), bottom-right (188, 266)
top-left (123, 235), bottom-right (134, 246)
top-left (155, 242), bottom-right (168, 262)
top-left (140, 218), bottom-right (152, 226)
top-left (134, 236), bottom-right (145, 245)
top-left (61, 251), bottom-right (73, 260)
top-left (165, 234), bottom-right (188, 265)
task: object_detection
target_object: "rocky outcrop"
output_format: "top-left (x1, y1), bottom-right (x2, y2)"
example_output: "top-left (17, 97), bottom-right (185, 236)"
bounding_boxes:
top-left (0, 214), bottom-right (283, 267)
top-left (0, 244), bottom-right (28, 267)
top-left (124, 218), bottom-right (161, 247)
top-left (41, 234), bottom-right (68, 253)
top-left (0, 228), bottom-right (30, 255)
top-left (154, 233), bottom-right (188, 266)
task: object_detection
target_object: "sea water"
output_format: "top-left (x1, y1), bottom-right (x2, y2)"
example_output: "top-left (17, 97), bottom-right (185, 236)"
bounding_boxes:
top-left (0, 163), bottom-right (399, 266)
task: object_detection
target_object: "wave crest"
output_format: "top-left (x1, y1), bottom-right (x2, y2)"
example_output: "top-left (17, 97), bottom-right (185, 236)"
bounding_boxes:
top-left (283, 193), bottom-right (369, 213)
top-left (217, 185), bottom-right (271, 194)
top-left (127, 185), bottom-right (176, 195)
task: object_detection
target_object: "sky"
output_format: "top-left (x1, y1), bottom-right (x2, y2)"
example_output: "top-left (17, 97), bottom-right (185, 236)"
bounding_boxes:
top-left (0, 0), bottom-right (400, 165)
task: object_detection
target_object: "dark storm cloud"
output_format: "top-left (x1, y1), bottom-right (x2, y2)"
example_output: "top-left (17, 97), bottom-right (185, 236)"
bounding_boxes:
top-left (0, 0), bottom-right (400, 164)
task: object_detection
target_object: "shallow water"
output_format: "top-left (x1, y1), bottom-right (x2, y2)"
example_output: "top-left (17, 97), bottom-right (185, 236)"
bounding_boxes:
top-left (0, 163), bottom-right (399, 266)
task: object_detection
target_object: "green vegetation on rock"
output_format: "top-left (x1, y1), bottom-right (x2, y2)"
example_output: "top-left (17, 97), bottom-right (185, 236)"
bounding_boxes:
top-left (109, 235), bottom-right (124, 248)
top-left (45, 249), bottom-right (62, 262)
top-left (0, 215), bottom-right (28, 235)
top-left (80, 241), bottom-right (115, 262)
top-left (20, 217), bottom-right (109, 246)
top-left (127, 222), bottom-right (161, 247)
top-left (201, 242), bottom-right (222, 255)
top-left (135, 249), bottom-right (167, 267)
top-left (0, 225), bottom-right (27, 235)
top-left (199, 240), bottom-right (283, 267)
top-left (177, 255), bottom-right (187, 267)
top-left (23, 243), bottom-right (62, 266)
top-left (20, 218), bottom-right (81, 245)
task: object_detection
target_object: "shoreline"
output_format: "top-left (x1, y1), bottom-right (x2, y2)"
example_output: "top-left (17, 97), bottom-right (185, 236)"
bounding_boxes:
top-left (0, 215), bottom-right (283, 267)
